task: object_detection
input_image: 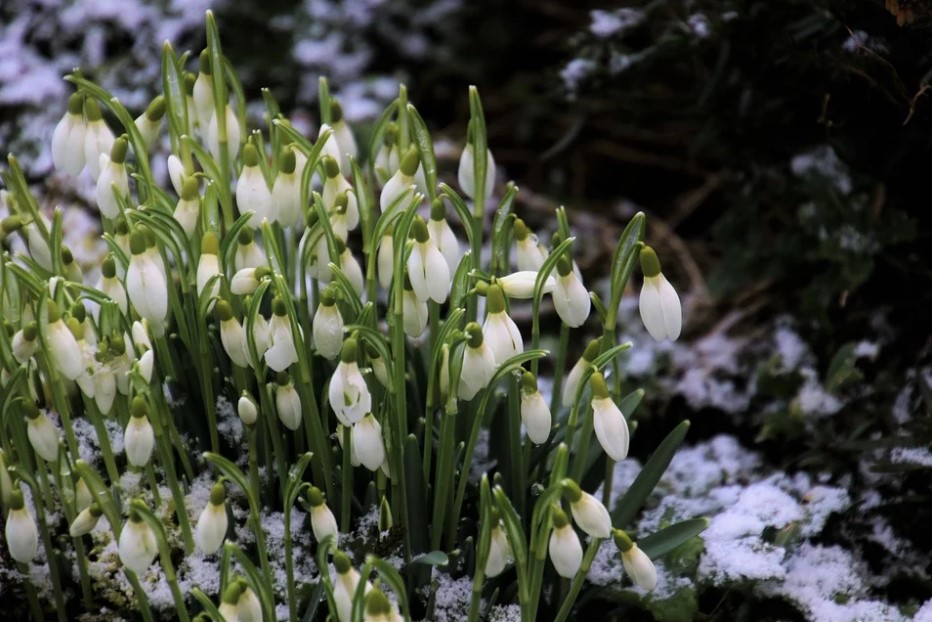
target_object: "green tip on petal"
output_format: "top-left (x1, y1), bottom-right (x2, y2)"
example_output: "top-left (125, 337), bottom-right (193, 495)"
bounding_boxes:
top-left (215, 299), bottom-right (234, 322)
top-left (209, 481), bottom-right (226, 506)
top-left (561, 479), bottom-right (582, 503)
top-left (365, 588), bottom-right (392, 615)
top-left (47, 299), bottom-right (62, 323)
top-left (198, 49), bottom-right (211, 75)
top-left (181, 176), bottom-right (200, 201)
top-left (551, 504), bottom-right (570, 528)
top-left (201, 231), bottom-right (219, 255)
top-left (487, 284), bottom-right (506, 314)
top-left (330, 99), bottom-right (344, 123)
top-left (430, 197), bottom-right (446, 221)
top-left (465, 322), bottom-right (484, 348)
top-left (612, 528), bottom-right (634, 552)
top-left (520, 370), bottom-right (538, 394)
top-left (307, 486), bottom-right (325, 507)
top-left (129, 230), bottom-right (147, 255)
top-left (243, 142), bottom-right (260, 167)
top-left (322, 155), bottom-right (340, 179)
top-left (639, 246), bottom-right (662, 278)
top-left (340, 338), bottom-right (358, 363)
top-left (130, 396), bottom-right (148, 419)
top-left (582, 338), bottom-right (602, 362)
top-left (84, 98), bottom-right (103, 122)
top-left (513, 218), bottom-right (530, 241)
top-left (145, 95), bottom-right (166, 121)
top-left (237, 227), bottom-right (254, 245)
top-left (411, 216), bottom-right (429, 243)
top-left (279, 148), bottom-right (296, 174)
top-left (271, 296), bottom-right (287, 317)
top-left (400, 146), bottom-right (420, 176)
top-left (333, 551), bottom-right (351, 574)
top-left (67, 93), bottom-right (84, 115)
top-left (110, 136), bottom-right (129, 164)
top-left (102, 255), bottom-right (117, 278)
top-left (589, 371), bottom-right (610, 400)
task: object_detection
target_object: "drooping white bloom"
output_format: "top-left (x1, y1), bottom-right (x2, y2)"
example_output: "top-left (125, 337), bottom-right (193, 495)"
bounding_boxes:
top-left (219, 582), bottom-right (242, 622)
top-left (485, 522), bottom-right (513, 578)
top-left (459, 322), bottom-right (497, 401)
top-left (217, 301), bottom-right (249, 368)
top-left (638, 247), bottom-right (682, 341)
top-left (136, 350), bottom-right (154, 384)
top-left (206, 105), bottom-right (241, 166)
top-left (407, 216), bottom-right (450, 303)
top-left (265, 297), bottom-right (299, 372)
top-left (520, 372), bottom-right (552, 444)
top-left (312, 289), bottom-right (343, 360)
top-left (52, 93), bottom-right (87, 175)
top-left (329, 339), bottom-right (371, 426)
top-left (119, 509), bottom-right (158, 575)
top-left (514, 218), bottom-right (548, 272)
top-left (374, 123), bottom-right (400, 185)
top-left (549, 507), bottom-right (582, 579)
top-left (25, 406), bottom-right (60, 462)
top-left (482, 284), bottom-right (523, 364)
top-left (236, 143), bottom-right (271, 228)
top-left (307, 230), bottom-right (332, 282)
top-left (368, 344), bottom-right (390, 390)
top-left (237, 392), bottom-right (259, 427)
top-left (233, 228), bottom-right (268, 272)
top-left (307, 486), bottom-right (339, 545)
top-left (196, 250), bottom-right (221, 301)
top-left (377, 231), bottom-right (394, 289)
top-left (5, 490), bottom-right (38, 564)
top-left (353, 414), bottom-right (385, 472)
top-left (12, 321), bottom-right (39, 364)
top-left (338, 243), bottom-right (365, 296)
top-left (167, 154), bottom-right (186, 197)
top-left (552, 256), bottom-right (591, 327)
top-left (236, 583), bottom-right (262, 622)
top-left (457, 135), bottom-right (496, 203)
top-left (274, 374), bottom-right (302, 430)
top-left (94, 368), bottom-right (117, 415)
top-left (365, 587), bottom-right (403, 622)
top-left (380, 146), bottom-right (419, 213)
top-left (83, 99), bottom-right (115, 181)
top-left (321, 156), bottom-right (359, 231)
top-left (402, 286), bottom-right (428, 338)
top-left (46, 301), bottom-right (82, 381)
top-left (95, 137), bottom-right (130, 219)
top-left (126, 231), bottom-right (169, 332)
top-left (318, 123), bottom-right (342, 167)
top-left (249, 314), bottom-right (271, 366)
top-left (564, 481), bottom-right (612, 539)
top-left (174, 177), bottom-right (201, 239)
top-left (96, 256), bottom-right (128, 314)
top-left (427, 203), bottom-right (461, 274)
top-left (562, 338), bottom-right (600, 409)
top-left (333, 553), bottom-right (372, 622)
top-left (125, 397), bottom-right (155, 468)
top-left (230, 266), bottom-right (269, 296)
top-left (619, 539), bottom-right (657, 590)
top-left (134, 95), bottom-right (164, 149)
top-left (75, 478), bottom-right (93, 512)
top-left (330, 100), bottom-right (358, 174)
top-left (193, 51), bottom-right (215, 128)
top-left (195, 482), bottom-right (228, 555)
top-left (498, 271), bottom-right (555, 300)
top-left (270, 147), bottom-right (302, 228)
top-left (590, 372), bottom-right (629, 462)
top-left (70, 502), bottom-right (103, 537)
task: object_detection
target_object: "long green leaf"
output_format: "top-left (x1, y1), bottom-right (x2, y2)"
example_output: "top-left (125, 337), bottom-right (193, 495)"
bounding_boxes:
top-left (639, 518), bottom-right (710, 560)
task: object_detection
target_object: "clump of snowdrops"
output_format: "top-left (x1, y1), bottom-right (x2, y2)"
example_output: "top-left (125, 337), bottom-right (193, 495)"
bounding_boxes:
top-left (0, 12), bottom-right (705, 622)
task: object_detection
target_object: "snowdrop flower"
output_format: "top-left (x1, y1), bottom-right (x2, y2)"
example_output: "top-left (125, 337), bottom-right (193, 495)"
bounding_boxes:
top-left (328, 192), bottom-right (353, 243)
top-left (0, 450), bottom-right (13, 508)
top-left (335, 423), bottom-right (360, 467)
top-left (61, 246), bottom-right (83, 283)
top-left (377, 226), bottom-right (394, 289)
top-left (312, 287), bottom-right (343, 360)
top-left (318, 123), bottom-right (342, 167)
top-left (167, 154), bottom-right (186, 197)
top-left (134, 95), bottom-right (165, 150)
top-left (590, 371), bottom-right (629, 461)
top-left (195, 481), bottom-right (228, 555)
top-left (46, 300), bottom-right (82, 381)
top-left (216, 301), bottom-right (249, 368)
top-left (12, 321), bottom-right (38, 364)
top-left (427, 198), bottom-right (461, 274)
top-left (52, 93), bottom-right (87, 175)
top-left (402, 279), bottom-right (429, 338)
top-left (95, 136), bottom-right (129, 219)
top-left (380, 146), bottom-right (419, 213)
top-left (458, 120), bottom-right (496, 203)
top-left (353, 414), bottom-right (385, 472)
top-left (307, 486), bottom-right (339, 545)
top-left (69, 502), bottom-right (103, 538)
top-left (193, 51), bottom-right (215, 128)
top-left (5, 489), bottom-right (38, 564)
top-left (330, 100), bottom-right (358, 174)
top-left (236, 581), bottom-right (262, 622)
top-left (174, 177), bottom-right (201, 239)
top-left (218, 582), bottom-right (242, 622)
top-left (274, 372), bottom-right (302, 430)
top-left (125, 397), bottom-right (155, 468)
top-left (265, 296), bottom-right (299, 372)
top-left (321, 156), bottom-right (359, 231)
top-left (207, 105), bottom-right (241, 168)
top-left (329, 338), bottom-right (371, 426)
top-left (514, 218), bottom-right (548, 272)
top-left (553, 256), bottom-right (591, 327)
top-left (233, 227), bottom-right (268, 272)
top-left (407, 216), bottom-right (450, 303)
top-left (75, 478), bottom-right (93, 513)
top-left (333, 552), bottom-right (372, 622)
top-left (135, 350), bottom-right (154, 384)
top-left (520, 371), bottom-right (551, 444)
top-left (482, 284), bottom-right (523, 364)
top-left (196, 232), bottom-right (222, 299)
top-left (25, 404), bottom-right (60, 462)
top-left (562, 480), bottom-right (612, 539)
top-left (83, 98), bottom-right (115, 181)
top-left (126, 230), bottom-right (169, 333)
top-left (307, 228), bottom-right (333, 282)
top-left (614, 529), bottom-right (657, 590)
top-left (96, 256), bottom-right (128, 314)
top-left (374, 123), bottom-right (400, 185)
top-left (336, 239), bottom-right (364, 296)
top-left (237, 391), bottom-right (259, 427)
top-left (236, 143), bottom-right (271, 228)
top-left (366, 342), bottom-right (390, 390)
top-left (498, 271), bottom-right (555, 299)
top-left (249, 314), bottom-right (271, 366)
top-left (119, 507), bottom-right (158, 575)
top-left (365, 587), bottom-right (403, 622)
top-left (94, 365), bottom-right (117, 415)
top-left (230, 266), bottom-right (271, 296)
top-left (548, 505), bottom-right (582, 578)
top-left (271, 147), bottom-right (302, 228)
top-left (459, 322), bottom-right (497, 401)
top-left (25, 218), bottom-right (53, 272)
top-left (638, 246), bottom-right (682, 341)
top-left (562, 337), bottom-right (600, 409)
top-left (485, 518), bottom-right (513, 578)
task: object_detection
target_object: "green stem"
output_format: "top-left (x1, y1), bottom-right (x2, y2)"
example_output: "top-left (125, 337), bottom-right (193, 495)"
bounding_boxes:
top-left (341, 424), bottom-right (352, 533)
top-left (553, 539), bottom-right (603, 622)
top-left (550, 323), bottom-right (570, 413)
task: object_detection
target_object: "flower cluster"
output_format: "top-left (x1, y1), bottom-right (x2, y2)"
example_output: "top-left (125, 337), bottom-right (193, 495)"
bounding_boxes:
top-left (0, 12), bottom-right (699, 622)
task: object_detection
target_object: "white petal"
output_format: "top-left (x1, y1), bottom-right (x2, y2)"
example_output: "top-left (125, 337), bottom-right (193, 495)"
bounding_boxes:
top-left (622, 545), bottom-right (658, 590)
top-left (656, 274), bottom-right (682, 341)
top-left (49, 322), bottom-right (82, 381)
top-left (6, 508), bottom-right (38, 563)
top-left (407, 246), bottom-right (428, 302)
top-left (275, 385), bottom-right (302, 430)
top-left (570, 493), bottom-right (612, 539)
top-left (377, 237), bottom-right (394, 289)
top-left (592, 397), bottom-right (629, 461)
top-left (380, 172), bottom-right (414, 213)
top-left (553, 273), bottom-right (590, 328)
top-left (341, 251), bottom-right (365, 297)
top-left (236, 167), bottom-right (272, 228)
top-left (562, 359), bottom-right (587, 409)
top-left (195, 503), bottom-right (228, 555)
top-left (311, 505), bottom-right (339, 544)
top-left (458, 345), bottom-right (496, 400)
top-left (221, 319), bottom-right (249, 368)
top-left (125, 416), bottom-right (155, 467)
top-left (53, 114), bottom-right (85, 175)
top-left (549, 525), bottom-right (582, 578)
top-left (402, 291), bottom-right (428, 338)
top-left (312, 305), bottom-right (344, 360)
top-left (424, 244), bottom-right (450, 303)
top-left (352, 415), bottom-right (385, 472)
top-left (265, 317), bottom-right (298, 372)
top-left (119, 520), bottom-right (157, 575)
top-left (520, 391), bottom-right (551, 444)
top-left (485, 526), bottom-right (512, 578)
top-left (483, 313), bottom-right (523, 364)
top-left (499, 271), bottom-right (554, 299)
top-left (27, 415), bottom-right (60, 462)
top-left (167, 155), bottom-right (185, 196)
